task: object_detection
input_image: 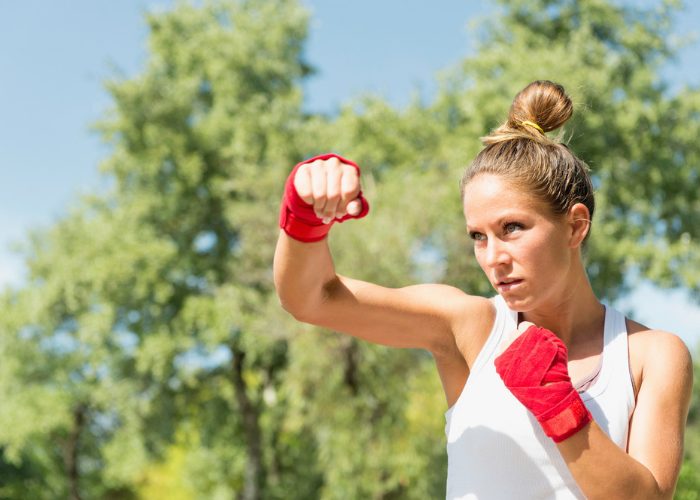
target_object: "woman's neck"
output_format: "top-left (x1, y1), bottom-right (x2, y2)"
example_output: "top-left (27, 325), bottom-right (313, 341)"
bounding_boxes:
top-left (520, 262), bottom-right (605, 348)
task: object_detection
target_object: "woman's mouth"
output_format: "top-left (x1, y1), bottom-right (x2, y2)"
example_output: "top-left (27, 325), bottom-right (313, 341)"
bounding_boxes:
top-left (497, 278), bottom-right (523, 292)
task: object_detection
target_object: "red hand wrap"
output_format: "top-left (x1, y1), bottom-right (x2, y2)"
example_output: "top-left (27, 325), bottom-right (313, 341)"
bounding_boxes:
top-left (279, 153), bottom-right (370, 243)
top-left (494, 325), bottom-right (592, 443)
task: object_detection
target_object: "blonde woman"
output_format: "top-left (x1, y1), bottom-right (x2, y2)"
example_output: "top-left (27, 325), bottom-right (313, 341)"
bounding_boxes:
top-left (273, 80), bottom-right (692, 499)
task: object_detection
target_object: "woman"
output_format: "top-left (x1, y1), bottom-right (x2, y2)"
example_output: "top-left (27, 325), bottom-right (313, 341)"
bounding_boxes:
top-left (273, 80), bottom-right (693, 499)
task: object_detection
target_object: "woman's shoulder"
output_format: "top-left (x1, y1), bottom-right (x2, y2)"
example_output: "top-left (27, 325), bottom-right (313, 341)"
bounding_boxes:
top-left (419, 285), bottom-right (496, 362)
top-left (446, 291), bottom-right (498, 368)
top-left (410, 283), bottom-right (494, 319)
top-left (626, 318), bottom-right (693, 397)
top-left (626, 318), bottom-right (690, 357)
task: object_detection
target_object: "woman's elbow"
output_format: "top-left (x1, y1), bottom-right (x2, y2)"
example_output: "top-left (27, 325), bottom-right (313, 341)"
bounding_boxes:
top-left (277, 293), bottom-right (323, 325)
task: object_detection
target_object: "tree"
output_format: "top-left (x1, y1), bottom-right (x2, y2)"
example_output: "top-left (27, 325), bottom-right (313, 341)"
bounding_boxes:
top-left (2, 0), bottom-right (312, 497)
top-left (424, 0), bottom-right (700, 301)
top-left (93, 0), bottom-right (313, 497)
top-left (0, 0), bottom-right (697, 497)
top-left (0, 210), bottom-right (147, 499)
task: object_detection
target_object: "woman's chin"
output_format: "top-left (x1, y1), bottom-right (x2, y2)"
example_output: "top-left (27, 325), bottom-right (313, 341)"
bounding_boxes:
top-left (499, 292), bottom-right (535, 312)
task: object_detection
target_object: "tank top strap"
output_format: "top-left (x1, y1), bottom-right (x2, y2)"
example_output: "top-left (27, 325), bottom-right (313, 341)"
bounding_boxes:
top-left (473, 295), bottom-right (518, 374)
top-left (444, 295), bottom-right (518, 421)
top-left (581, 305), bottom-right (634, 404)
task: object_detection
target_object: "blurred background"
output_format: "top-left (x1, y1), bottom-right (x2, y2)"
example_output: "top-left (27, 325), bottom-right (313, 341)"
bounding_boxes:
top-left (1, 0), bottom-right (699, 498)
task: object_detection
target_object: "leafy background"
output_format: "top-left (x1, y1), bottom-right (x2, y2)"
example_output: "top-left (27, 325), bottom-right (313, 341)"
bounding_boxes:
top-left (0, 0), bottom-right (698, 498)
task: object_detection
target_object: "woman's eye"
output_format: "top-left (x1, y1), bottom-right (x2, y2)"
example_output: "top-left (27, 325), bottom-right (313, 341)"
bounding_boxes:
top-left (504, 222), bottom-right (523, 233)
top-left (469, 232), bottom-right (486, 241)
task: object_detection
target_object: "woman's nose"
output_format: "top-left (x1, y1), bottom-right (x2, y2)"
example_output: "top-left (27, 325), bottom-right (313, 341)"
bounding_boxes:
top-left (485, 239), bottom-right (510, 268)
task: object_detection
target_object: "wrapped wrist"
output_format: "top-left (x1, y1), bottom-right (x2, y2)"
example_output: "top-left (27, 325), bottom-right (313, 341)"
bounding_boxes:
top-left (495, 325), bottom-right (592, 443)
top-left (279, 153), bottom-right (369, 242)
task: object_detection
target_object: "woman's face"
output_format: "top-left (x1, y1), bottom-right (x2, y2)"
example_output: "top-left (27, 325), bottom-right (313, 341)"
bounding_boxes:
top-left (462, 173), bottom-right (573, 312)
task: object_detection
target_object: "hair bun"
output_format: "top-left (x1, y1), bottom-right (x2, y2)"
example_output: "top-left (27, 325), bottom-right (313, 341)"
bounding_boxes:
top-left (508, 80), bottom-right (573, 133)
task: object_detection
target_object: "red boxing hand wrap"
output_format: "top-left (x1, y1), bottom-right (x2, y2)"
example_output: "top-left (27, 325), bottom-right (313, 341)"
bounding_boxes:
top-left (279, 153), bottom-right (370, 243)
top-left (494, 325), bottom-right (592, 443)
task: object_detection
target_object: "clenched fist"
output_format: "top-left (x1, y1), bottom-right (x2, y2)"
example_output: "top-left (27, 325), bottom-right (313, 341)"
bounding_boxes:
top-left (279, 153), bottom-right (370, 242)
top-left (293, 155), bottom-right (365, 223)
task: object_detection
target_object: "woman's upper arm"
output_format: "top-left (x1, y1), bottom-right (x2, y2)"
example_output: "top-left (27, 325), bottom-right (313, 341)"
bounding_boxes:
top-left (627, 331), bottom-right (694, 496)
top-left (292, 273), bottom-right (492, 356)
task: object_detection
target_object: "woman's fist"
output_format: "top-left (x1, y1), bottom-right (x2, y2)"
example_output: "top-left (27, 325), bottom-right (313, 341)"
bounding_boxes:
top-left (293, 155), bottom-right (364, 224)
top-left (494, 324), bottom-right (592, 443)
top-left (279, 153), bottom-right (370, 242)
top-left (497, 321), bottom-right (536, 356)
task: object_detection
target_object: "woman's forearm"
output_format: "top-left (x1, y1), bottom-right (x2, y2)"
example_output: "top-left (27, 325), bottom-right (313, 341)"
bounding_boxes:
top-left (558, 422), bottom-right (669, 500)
top-left (273, 231), bottom-right (336, 319)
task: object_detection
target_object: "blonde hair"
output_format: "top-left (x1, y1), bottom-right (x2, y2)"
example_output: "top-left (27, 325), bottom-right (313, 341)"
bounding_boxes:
top-left (460, 80), bottom-right (595, 234)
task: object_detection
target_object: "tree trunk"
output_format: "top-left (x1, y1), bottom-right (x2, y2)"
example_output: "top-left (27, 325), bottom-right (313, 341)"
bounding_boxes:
top-left (63, 403), bottom-right (86, 500)
top-left (231, 340), bottom-right (263, 500)
top-left (342, 337), bottom-right (360, 395)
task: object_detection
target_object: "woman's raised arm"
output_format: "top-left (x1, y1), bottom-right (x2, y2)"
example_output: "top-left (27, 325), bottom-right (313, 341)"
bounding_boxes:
top-left (273, 154), bottom-right (491, 357)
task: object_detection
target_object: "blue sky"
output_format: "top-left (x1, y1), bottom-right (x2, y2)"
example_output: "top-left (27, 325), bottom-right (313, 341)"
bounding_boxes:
top-left (1, 0), bottom-right (699, 348)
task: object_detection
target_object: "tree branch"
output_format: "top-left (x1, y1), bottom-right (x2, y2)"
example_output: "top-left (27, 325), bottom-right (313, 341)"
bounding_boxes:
top-left (231, 338), bottom-right (264, 500)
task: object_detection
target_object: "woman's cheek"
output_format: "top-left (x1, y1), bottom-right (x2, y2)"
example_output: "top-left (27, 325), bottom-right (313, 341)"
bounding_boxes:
top-left (473, 247), bottom-right (487, 273)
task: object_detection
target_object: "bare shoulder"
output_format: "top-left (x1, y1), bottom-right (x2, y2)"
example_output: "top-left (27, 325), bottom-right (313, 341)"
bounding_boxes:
top-left (395, 282), bottom-right (483, 309)
top-left (393, 283), bottom-right (494, 321)
top-left (446, 291), bottom-right (497, 367)
top-left (627, 319), bottom-right (693, 398)
top-left (627, 319), bottom-right (691, 363)
top-left (425, 289), bottom-right (495, 408)
top-left (625, 321), bottom-right (693, 492)
top-left (403, 284), bottom-right (495, 357)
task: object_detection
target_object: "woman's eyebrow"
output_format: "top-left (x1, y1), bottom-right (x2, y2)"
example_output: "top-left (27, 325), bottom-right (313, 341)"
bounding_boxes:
top-left (466, 212), bottom-right (530, 231)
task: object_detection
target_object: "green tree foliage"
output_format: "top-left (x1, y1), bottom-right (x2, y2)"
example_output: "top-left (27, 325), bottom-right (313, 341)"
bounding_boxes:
top-left (2, 0), bottom-right (312, 497)
top-left (0, 0), bottom-right (697, 498)
top-left (428, 0), bottom-right (700, 300)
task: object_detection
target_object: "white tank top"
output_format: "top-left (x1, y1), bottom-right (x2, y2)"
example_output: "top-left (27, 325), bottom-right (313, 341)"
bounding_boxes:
top-left (444, 295), bottom-right (636, 499)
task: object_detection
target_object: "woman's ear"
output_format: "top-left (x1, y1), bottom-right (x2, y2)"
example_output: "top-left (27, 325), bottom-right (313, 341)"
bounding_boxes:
top-left (567, 203), bottom-right (591, 248)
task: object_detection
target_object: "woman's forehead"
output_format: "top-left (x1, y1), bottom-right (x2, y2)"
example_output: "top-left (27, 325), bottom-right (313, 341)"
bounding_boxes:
top-left (462, 174), bottom-right (547, 218)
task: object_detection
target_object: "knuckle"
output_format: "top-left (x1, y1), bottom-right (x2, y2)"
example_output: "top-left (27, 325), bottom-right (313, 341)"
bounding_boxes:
top-left (296, 186), bottom-right (312, 199)
top-left (341, 187), bottom-right (358, 199)
top-left (326, 189), bottom-right (341, 202)
top-left (342, 173), bottom-right (360, 186)
top-left (343, 164), bottom-right (359, 176)
top-left (293, 168), bottom-right (306, 183)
